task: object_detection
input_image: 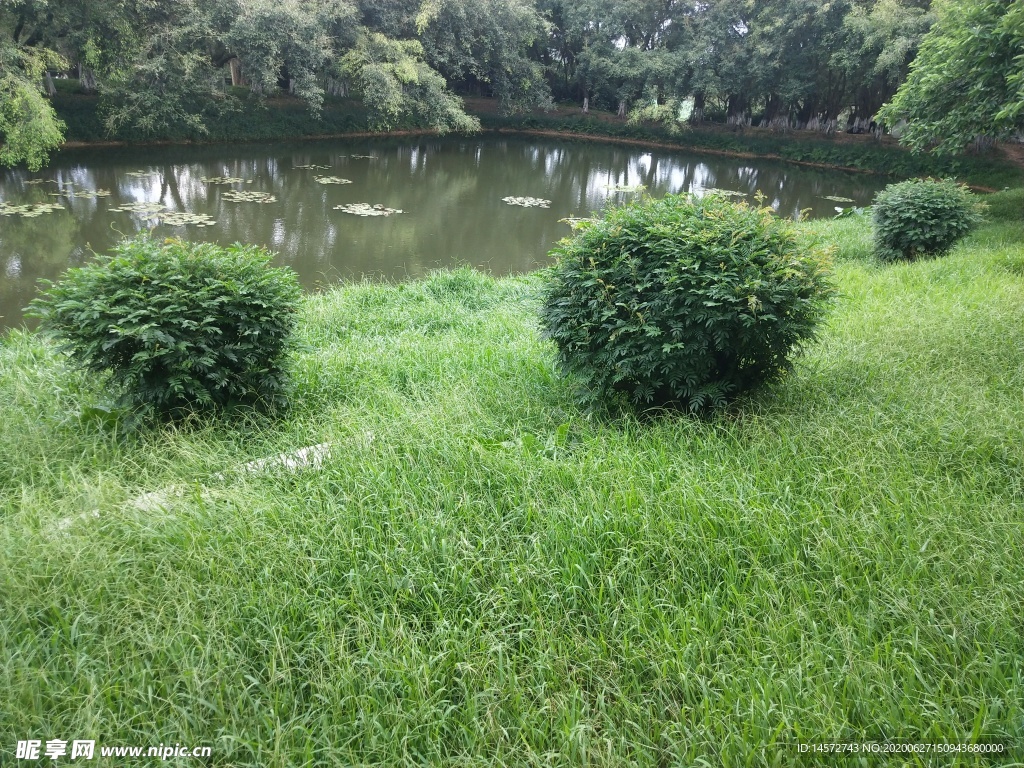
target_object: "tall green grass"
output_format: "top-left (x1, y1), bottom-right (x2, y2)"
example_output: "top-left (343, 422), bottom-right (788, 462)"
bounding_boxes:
top-left (2, 196), bottom-right (1023, 765)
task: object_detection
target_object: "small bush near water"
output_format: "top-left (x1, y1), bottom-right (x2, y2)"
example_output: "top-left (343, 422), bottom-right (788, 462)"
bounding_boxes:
top-left (28, 236), bottom-right (302, 417)
top-left (872, 178), bottom-right (985, 261)
top-left (540, 194), bottom-right (836, 412)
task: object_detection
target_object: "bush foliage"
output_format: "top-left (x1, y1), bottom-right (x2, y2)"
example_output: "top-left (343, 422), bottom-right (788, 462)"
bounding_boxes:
top-left (540, 194), bottom-right (836, 412)
top-left (29, 236), bottom-right (302, 417)
top-left (872, 178), bottom-right (985, 261)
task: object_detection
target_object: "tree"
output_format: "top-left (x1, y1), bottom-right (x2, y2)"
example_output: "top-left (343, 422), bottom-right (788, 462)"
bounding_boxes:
top-left (93, 0), bottom-right (226, 137)
top-left (0, 1), bottom-right (66, 169)
top-left (879, 0), bottom-right (1024, 153)
top-left (222, 0), bottom-right (358, 113)
top-left (559, 0), bottom-right (690, 117)
top-left (835, 0), bottom-right (934, 131)
top-left (404, 0), bottom-right (552, 112)
top-left (338, 31), bottom-right (480, 132)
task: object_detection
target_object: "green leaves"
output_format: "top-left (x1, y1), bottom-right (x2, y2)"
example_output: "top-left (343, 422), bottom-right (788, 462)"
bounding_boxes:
top-left (0, 40), bottom-right (67, 170)
top-left (28, 236), bottom-right (303, 419)
top-left (879, 0), bottom-right (1024, 154)
top-left (871, 179), bottom-right (986, 261)
top-left (539, 193), bottom-right (836, 414)
top-left (339, 31), bottom-right (480, 134)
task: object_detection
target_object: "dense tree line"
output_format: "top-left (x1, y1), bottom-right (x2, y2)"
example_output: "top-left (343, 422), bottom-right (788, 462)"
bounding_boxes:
top-left (538, 0), bottom-right (934, 131)
top-left (2, 0), bottom-right (1015, 169)
top-left (881, 0), bottom-right (1024, 154)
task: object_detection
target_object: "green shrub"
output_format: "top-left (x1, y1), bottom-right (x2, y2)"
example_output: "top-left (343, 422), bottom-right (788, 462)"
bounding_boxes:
top-left (29, 236), bottom-right (303, 417)
top-left (539, 194), bottom-right (836, 412)
top-left (871, 178), bottom-right (985, 261)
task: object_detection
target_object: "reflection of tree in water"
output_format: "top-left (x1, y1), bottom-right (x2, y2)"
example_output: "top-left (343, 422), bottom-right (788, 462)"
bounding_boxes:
top-left (0, 205), bottom-right (82, 329)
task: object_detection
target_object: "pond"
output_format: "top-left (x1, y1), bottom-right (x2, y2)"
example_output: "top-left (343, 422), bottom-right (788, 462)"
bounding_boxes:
top-left (0, 135), bottom-right (887, 331)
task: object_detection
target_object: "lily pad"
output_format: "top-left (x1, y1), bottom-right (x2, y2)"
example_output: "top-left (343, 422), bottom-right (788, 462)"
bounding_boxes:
top-left (159, 211), bottom-right (217, 227)
top-left (65, 189), bottom-right (112, 199)
top-left (502, 196), bottom-right (551, 208)
top-left (333, 203), bottom-right (403, 217)
top-left (349, 155), bottom-right (377, 159)
top-left (701, 188), bottom-right (747, 197)
top-left (314, 175), bottom-right (353, 185)
top-left (109, 202), bottom-right (214, 226)
top-left (603, 184), bottom-right (646, 193)
top-left (0, 201), bottom-right (65, 217)
top-left (822, 195), bottom-right (855, 203)
top-left (199, 176), bottom-right (252, 185)
top-left (125, 170), bottom-right (157, 178)
top-left (222, 190), bottom-right (277, 203)
top-left (109, 202), bottom-right (168, 217)
top-left (294, 164), bottom-right (332, 170)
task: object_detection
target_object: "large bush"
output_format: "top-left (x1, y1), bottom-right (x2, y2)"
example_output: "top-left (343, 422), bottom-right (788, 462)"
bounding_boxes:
top-left (29, 236), bottom-right (303, 416)
top-left (872, 178), bottom-right (985, 261)
top-left (540, 194), bottom-right (836, 412)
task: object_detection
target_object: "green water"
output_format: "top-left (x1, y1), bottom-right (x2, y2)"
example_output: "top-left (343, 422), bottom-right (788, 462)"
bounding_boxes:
top-left (0, 135), bottom-right (886, 331)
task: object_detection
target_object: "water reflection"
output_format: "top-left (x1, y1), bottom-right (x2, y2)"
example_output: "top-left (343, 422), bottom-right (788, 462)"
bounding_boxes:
top-left (0, 136), bottom-right (887, 330)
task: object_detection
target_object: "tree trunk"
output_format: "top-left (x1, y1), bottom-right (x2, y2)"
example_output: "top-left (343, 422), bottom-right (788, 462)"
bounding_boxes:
top-left (326, 76), bottom-right (348, 97)
top-left (726, 94), bottom-right (749, 129)
top-left (228, 58), bottom-right (243, 87)
top-left (690, 92), bottom-right (705, 124)
top-left (582, 95), bottom-right (588, 114)
top-left (78, 64), bottom-right (97, 92)
top-left (761, 93), bottom-right (788, 131)
top-left (617, 100), bottom-right (626, 119)
top-left (44, 71), bottom-right (56, 97)
top-left (795, 99), bottom-right (817, 131)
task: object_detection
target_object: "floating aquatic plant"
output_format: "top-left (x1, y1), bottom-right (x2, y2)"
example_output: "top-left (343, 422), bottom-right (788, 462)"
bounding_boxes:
top-left (222, 190), bottom-right (277, 204)
top-left (125, 170), bottom-right (157, 178)
top-left (109, 202), bottom-right (168, 216)
top-left (349, 155), bottom-right (377, 159)
top-left (109, 202), bottom-right (215, 226)
top-left (64, 189), bottom-right (112, 199)
top-left (0, 201), bottom-right (65, 217)
top-left (603, 184), bottom-right (646, 193)
top-left (822, 195), bottom-right (855, 203)
top-left (159, 211), bottom-right (217, 227)
top-left (502, 196), bottom-right (551, 208)
top-left (293, 164), bottom-right (332, 170)
top-left (700, 188), bottom-right (747, 197)
top-left (314, 176), bottom-right (353, 185)
top-left (199, 176), bottom-right (252, 185)
top-left (333, 203), bottom-right (403, 217)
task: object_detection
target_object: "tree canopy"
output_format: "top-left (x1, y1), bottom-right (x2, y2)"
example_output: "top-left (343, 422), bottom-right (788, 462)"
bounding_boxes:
top-left (0, 0), bottom-right (949, 168)
top-left (0, 0), bottom-right (67, 169)
top-left (879, 0), bottom-right (1024, 154)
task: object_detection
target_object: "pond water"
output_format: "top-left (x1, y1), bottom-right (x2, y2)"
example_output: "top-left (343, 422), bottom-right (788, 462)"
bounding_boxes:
top-left (0, 135), bottom-right (887, 331)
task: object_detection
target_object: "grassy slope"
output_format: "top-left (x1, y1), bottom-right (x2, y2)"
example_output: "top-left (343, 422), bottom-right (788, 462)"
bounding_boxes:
top-left (2, 194), bottom-right (1024, 765)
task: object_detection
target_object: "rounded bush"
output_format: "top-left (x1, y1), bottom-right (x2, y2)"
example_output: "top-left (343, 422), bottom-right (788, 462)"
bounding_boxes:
top-left (29, 236), bottom-right (303, 416)
top-left (872, 178), bottom-right (985, 261)
top-left (539, 194), bottom-right (836, 412)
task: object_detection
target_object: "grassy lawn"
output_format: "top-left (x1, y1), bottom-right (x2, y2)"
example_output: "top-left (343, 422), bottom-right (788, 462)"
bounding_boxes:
top-left (2, 193), bottom-right (1023, 765)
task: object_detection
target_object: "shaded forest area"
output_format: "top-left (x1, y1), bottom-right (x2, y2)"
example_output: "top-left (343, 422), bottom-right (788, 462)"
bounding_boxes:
top-left (2, 1), bottom-right (1022, 169)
